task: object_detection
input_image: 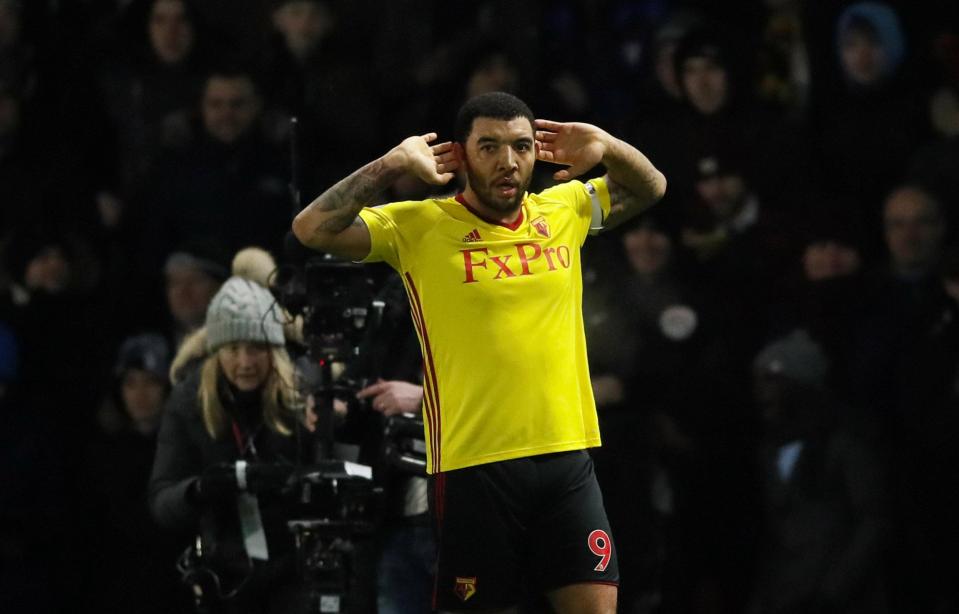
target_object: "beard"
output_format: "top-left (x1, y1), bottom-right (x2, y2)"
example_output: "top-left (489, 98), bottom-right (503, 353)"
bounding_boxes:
top-left (465, 166), bottom-right (530, 214)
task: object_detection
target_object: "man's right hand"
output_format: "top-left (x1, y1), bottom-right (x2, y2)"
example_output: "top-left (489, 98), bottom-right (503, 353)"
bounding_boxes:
top-left (387, 133), bottom-right (459, 186)
top-left (293, 133), bottom-right (459, 261)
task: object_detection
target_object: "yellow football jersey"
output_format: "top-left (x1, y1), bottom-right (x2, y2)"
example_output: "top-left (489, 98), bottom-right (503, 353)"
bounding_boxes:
top-left (358, 178), bottom-right (611, 473)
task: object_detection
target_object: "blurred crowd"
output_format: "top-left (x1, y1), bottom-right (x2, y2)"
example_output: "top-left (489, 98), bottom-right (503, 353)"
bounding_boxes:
top-left (1, 0), bottom-right (958, 613)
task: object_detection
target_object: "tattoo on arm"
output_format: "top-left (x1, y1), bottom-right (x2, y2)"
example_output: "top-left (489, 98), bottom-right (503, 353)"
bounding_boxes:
top-left (304, 158), bottom-right (402, 234)
top-left (606, 178), bottom-right (643, 219)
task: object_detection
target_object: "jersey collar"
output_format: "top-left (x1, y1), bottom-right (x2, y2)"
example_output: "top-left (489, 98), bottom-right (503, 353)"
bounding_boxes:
top-left (455, 192), bottom-right (525, 231)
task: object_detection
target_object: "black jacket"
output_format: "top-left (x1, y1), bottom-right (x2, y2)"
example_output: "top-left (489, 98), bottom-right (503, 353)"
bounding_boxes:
top-left (148, 368), bottom-right (311, 570)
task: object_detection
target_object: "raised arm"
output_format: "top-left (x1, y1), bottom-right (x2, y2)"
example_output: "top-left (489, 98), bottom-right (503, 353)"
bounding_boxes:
top-left (292, 133), bottom-right (459, 260)
top-left (535, 119), bottom-right (666, 231)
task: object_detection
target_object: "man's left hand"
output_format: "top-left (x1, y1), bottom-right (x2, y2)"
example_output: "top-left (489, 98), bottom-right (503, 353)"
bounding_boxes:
top-left (535, 119), bottom-right (611, 181)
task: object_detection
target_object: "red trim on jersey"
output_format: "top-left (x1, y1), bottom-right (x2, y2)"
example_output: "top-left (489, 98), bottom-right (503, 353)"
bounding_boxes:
top-left (404, 272), bottom-right (442, 472)
top-left (456, 192), bottom-right (525, 231)
top-left (402, 282), bottom-right (436, 467)
top-left (406, 298), bottom-right (440, 474)
top-left (405, 288), bottom-right (438, 473)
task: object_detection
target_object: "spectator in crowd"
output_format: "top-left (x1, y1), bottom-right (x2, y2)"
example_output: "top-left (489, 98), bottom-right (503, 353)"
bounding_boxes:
top-left (755, 0), bottom-right (813, 116)
top-left (847, 187), bottom-right (951, 612)
top-left (889, 244), bottom-right (959, 614)
top-left (634, 9), bottom-right (704, 121)
top-left (680, 147), bottom-right (795, 361)
top-left (96, 0), bottom-right (213, 194)
top-left (78, 333), bottom-right (189, 613)
top-left (139, 66), bottom-right (292, 271)
top-left (150, 265), bottom-right (312, 613)
top-left (636, 25), bottom-right (809, 212)
top-left (749, 329), bottom-right (891, 614)
top-left (812, 1), bottom-right (930, 257)
top-left (852, 185), bottom-right (949, 419)
top-left (908, 25), bottom-right (959, 231)
top-left (262, 0), bottom-right (377, 188)
top-left (771, 203), bottom-right (868, 402)
top-left (0, 227), bottom-right (108, 427)
top-left (163, 241), bottom-right (230, 348)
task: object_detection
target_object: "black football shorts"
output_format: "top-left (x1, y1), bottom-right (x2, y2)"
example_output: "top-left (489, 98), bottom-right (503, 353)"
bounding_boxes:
top-left (429, 450), bottom-right (619, 611)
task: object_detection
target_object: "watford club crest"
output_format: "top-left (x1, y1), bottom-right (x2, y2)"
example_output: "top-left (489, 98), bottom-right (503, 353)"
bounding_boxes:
top-left (532, 216), bottom-right (550, 238)
top-left (454, 576), bottom-right (477, 602)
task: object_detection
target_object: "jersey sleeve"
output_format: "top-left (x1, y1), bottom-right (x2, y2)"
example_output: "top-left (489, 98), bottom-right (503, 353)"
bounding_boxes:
top-left (357, 205), bottom-right (402, 269)
top-left (539, 177), bottom-right (612, 244)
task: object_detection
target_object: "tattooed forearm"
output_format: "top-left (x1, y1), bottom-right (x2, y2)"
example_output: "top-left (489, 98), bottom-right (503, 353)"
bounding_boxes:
top-left (599, 137), bottom-right (667, 230)
top-left (607, 180), bottom-right (640, 217)
top-left (303, 157), bottom-right (403, 234)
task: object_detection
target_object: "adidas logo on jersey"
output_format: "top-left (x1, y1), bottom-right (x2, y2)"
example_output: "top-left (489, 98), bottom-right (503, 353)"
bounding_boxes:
top-left (463, 229), bottom-right (482, 242)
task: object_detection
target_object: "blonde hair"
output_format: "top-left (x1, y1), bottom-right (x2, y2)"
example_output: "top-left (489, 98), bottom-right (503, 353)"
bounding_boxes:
top-left (197, 346), bottom-right (302, 439)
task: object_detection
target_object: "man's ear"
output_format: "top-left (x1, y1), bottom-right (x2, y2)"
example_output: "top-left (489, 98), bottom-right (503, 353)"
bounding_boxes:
top-left (453, 142), bottom-right (468, 170)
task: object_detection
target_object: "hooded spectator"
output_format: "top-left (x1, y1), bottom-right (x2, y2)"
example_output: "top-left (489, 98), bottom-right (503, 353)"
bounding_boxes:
top-left (636, 25), bottom-right (811, 213)
top-left (812, 2), bottom-right (930, 258)
top-left (77, 332), bottom-right (187, 613)
top-left (836, 2), bottom-right (905, 91)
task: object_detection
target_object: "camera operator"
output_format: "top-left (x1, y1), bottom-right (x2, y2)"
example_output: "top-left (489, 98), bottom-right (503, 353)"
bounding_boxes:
top-left (342, 273), bottom-right (435, 614)
top-left (148, 263), bottom-right (312, 613)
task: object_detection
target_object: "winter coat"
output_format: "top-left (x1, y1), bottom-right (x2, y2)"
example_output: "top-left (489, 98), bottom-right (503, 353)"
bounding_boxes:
top-left (148, 367), bottom-right (311, 576)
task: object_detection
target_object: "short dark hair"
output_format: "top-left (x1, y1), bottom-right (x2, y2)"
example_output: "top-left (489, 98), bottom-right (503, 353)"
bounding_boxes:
top-left (454, 92), bottom-right (534, 144)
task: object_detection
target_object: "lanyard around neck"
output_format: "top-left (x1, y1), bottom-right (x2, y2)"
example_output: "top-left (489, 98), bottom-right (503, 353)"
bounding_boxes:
top-left (231, 421), bottom-right (259, 458)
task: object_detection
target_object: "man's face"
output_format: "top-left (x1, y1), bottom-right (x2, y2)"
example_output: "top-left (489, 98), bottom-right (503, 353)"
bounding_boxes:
top-left (681, 56), bottom-right (728, 115)
top-left (148, 0), bottom-right (194, 64)
top-left (462, 116), bottom-right (536, 214)
top-left (201, 76), bottom-right (261, 144)
top-left (273, 0), bottom-right (331, 60)
top-left (121, 369), bottom-right (166, 424)
top-left (883, 188), bottom-right (945, 274)
top-left (166, 267), bottom-right (220, 328)
top-left (695, 173), bottom-right (746, 222)
top-left (840, 29), bottom-right (885, 86)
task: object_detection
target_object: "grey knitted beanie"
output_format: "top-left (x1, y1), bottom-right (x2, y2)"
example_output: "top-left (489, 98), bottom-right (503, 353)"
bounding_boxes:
top-left (205, 276), bottom-right (285, 351)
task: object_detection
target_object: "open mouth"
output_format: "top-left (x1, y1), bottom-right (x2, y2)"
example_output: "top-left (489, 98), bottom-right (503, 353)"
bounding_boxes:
top-left (494, 177), bottom-right (518, 199)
